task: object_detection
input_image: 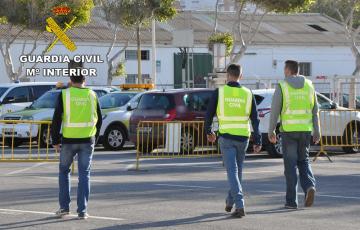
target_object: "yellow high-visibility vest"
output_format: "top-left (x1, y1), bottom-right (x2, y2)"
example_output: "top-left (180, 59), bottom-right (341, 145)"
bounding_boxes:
top-left (279, 79), bottom-right (315, 132)
top-left (62, 87), bottom-right (98, 138)
top-left (216, 85), bottom-right (252, 137)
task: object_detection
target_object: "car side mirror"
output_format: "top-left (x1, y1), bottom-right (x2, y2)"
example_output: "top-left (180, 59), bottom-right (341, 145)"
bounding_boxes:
top-left (127, 102), bottom-right (138, 111)
top-left (331, 102), bottom-right (338, 109)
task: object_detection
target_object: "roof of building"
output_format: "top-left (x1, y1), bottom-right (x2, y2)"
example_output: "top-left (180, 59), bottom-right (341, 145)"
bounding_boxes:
top-left (0, 11), bottom-right (350, 46)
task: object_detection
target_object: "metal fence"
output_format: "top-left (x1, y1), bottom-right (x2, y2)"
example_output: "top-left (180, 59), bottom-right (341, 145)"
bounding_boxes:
top-left (315, 109), bottom-right (360, 162)
top-left (135, 120), bottom-right (220, 169)
top-left (0, 120), bottom-right (58, 162)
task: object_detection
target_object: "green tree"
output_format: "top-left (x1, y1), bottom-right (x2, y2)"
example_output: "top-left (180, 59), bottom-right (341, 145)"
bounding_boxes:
top-left (0, 0), bottom-right (94, 81)
top-left (305, 0), bottom-right (360, 28)
top-left (105, 0), bottom-right (177, 84)
top-left (229, 0), bottom-right (314, 63)
top-left (98, 0), bottom-right (132, 85)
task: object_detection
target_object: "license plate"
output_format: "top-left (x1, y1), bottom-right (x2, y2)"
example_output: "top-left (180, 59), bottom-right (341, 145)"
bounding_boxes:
top-left (138, 127), bottom-right (152, 133)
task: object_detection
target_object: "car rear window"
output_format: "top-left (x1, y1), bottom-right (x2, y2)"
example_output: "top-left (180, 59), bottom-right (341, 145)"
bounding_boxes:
top-left (254, 94), bottom-right (265, 105)
top-left (138, 94), bottom-right (174, 110)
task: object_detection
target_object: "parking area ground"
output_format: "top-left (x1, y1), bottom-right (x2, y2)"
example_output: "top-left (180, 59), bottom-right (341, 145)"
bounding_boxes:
top-left (0, 148), bottom-right (359, 230)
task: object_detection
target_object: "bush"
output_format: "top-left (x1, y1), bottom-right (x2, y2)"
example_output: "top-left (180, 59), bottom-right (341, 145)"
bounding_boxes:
top-left (208, 32), bottom-right (233, 56)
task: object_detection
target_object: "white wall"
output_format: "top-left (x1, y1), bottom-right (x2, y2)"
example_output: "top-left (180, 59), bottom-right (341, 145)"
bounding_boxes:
top-left (0, 39), bottom-right (208, 88)
top-left (239, 46), bottom-right (355, 80)
top-left (180, 0), bottom-right (217, 10)
top-left (0, 39), bottom-right (356, 89)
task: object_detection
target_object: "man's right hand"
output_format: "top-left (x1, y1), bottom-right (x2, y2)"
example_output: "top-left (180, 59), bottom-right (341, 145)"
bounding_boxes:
top-left (207, 132), bottom-right (217, 143)
top-left (53, 144), bottom-right (61, 153)
top-left (268, 132), bottom-right (277, 144)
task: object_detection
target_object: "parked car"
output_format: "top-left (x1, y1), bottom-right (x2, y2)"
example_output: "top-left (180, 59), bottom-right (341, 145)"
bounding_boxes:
top-left (0, 89), bottom-right (60, 147)
top-left (0, 82), bottom-right (56, 116)
top-left (254, 89), bottom-right (360, 157)
top-left (129, 89), bottom-right (215, 153)
top-left (320, 92), bottom-right (360, 109)
top-left (99, 92), bottom-right (143, 150)
top-left (89, 86), bottom-right (118, 97)
top-left (0, 86), bottom-right (129, 147)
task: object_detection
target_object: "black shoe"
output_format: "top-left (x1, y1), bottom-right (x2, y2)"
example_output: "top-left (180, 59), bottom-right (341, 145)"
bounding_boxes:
top-left (225, 205), bottom-right (233, 213)
top-left (284, 204), bottom-right (298, 210)
top-left (78, 212), bottom-right (89, 220)
top-left (305, 187), bottom-right (316, 207)
top-left (231, 208), bottom-right (245, 218)
top-left (55, 209), bottom-right (70, 217)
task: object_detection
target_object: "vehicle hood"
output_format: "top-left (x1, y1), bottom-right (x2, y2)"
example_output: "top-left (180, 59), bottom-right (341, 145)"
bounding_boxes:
top-left (3, 108), bottom-right (54, 120)
top-left (101, 105), bottom-right (128, 116)
top-left (102, 108), bottom-right (120, 115)
top-left (335, 106), bottom-right (350, 110)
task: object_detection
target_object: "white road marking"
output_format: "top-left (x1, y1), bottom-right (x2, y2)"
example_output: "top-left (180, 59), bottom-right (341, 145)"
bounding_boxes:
top-left (257, 190), bottom-right (360, 200)
top-left (154, 183), bottom-right (215, 189)
top-left (125, 164), bottom-right (135, 170)
top-left (0, 208), bottom-right (124, 221)
top-left (5, 163), bottom-right (47, 175)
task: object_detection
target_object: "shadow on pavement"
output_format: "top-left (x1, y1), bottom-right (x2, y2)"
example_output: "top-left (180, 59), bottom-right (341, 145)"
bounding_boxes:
top-left (95, 212), bottom-right (229, 230)
top-left (0, 216), bottom-right (77, 230)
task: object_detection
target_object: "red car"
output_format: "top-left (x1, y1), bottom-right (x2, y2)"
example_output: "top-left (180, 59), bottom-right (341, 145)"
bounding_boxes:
top-left (129, 89), bottom-right (215, 153)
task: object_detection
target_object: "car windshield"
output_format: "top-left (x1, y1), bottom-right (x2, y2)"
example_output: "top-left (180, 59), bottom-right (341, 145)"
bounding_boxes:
top-left (138, 94), bottom-right (174, 110)
top-left (30, 91), bottom-right (60, 109)
top-left (99, 93), bottom-right (136, 109)
top-left (0, 87), bottom-right (9, 98)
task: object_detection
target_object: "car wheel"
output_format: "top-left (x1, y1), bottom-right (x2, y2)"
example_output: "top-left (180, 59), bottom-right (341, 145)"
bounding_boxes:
top-left (342, 125), bottom-right (360, 153)
top-left (266, 131), bottom-right (283, 158)
top-left (180, 129), bottom-right (197, 154)
top-left (4, 138), bottom-right (24, 148)
top-left (103, 124), bottom-right (126, 151)
top-left (39, 125), bottom-right (52, 148)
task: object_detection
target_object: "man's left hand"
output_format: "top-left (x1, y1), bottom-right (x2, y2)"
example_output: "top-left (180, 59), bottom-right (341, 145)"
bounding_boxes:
top-left (53, 144), bottom-right (61, 153)
top-left (253, 145), bottom-right (262, 153)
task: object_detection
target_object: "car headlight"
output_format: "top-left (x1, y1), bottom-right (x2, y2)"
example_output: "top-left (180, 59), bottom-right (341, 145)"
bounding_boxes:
top-left (21, 115), bottom-right (34, 121)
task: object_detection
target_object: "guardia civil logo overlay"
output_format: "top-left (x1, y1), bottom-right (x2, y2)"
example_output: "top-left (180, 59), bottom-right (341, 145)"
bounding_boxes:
top-left (46, 5), bottom-right (77, 52)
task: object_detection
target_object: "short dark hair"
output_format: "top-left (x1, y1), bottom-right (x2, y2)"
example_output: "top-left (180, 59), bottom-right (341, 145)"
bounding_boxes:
top-left (70, 71), bottom-right (85, 83)
top-left (227, 64), bottom-right (242, 78)
top-left (285, 60), bottom-right (299, 75)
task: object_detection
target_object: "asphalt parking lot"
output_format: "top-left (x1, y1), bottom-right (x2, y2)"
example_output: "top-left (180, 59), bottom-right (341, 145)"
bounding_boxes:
top-left (0, 147), bottom-right (359, 230)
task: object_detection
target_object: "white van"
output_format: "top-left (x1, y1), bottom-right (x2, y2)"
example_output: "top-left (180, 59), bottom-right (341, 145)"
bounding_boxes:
top-left (0, 82), bottom-right (56, 116)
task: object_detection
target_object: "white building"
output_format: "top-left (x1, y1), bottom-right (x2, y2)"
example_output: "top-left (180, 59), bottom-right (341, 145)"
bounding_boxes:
top-left (176, 0), bottom-right (236, 11)
top-left (0, 12), bottom-right (356, 91)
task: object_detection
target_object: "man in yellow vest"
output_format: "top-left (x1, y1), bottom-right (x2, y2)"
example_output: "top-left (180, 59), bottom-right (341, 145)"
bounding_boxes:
top-left (268, 60), bottom-right (320, 209)
top-left (51, 73), bottom-right (102, 219)
top-left (205, 64), bottom-right (262, 218)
